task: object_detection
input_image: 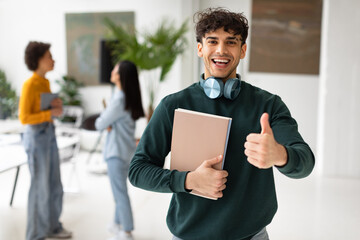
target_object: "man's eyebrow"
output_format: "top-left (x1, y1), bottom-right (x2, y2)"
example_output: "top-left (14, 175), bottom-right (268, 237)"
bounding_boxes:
top-left (226, 36), bottom-right (240, 41)
top-left (205, 36), bottom-right (240, 41)
top-left (205, 36), bottom-right (218, 40)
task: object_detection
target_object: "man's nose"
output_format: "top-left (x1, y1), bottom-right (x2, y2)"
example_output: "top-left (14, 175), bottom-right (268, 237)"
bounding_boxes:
top-left (215, 42), bottom-right (228, 55)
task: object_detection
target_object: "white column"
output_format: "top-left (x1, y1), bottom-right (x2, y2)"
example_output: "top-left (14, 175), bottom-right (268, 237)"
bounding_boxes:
top-left (317, 0), bottom-right (360, 177)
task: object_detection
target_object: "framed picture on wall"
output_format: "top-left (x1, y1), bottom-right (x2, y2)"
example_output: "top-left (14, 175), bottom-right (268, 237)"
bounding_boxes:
top-left (65, 12), bottom-right (134, 85)
top-left (249, 0), bottom-right (323, 75)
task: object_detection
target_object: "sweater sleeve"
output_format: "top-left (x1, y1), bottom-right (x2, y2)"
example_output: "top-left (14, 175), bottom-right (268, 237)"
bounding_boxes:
top-left (128, 100), bottom-right (188, 193)
top-left (95, 97), bottom-right (126, 131)
top-left (19, 81), bottom-right (52, 125)
top-left (271, 96), bottom-right (315, 179)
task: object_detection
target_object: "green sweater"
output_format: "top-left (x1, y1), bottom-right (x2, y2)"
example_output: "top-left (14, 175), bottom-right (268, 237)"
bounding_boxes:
top-left (129, 81), bottom-right (315, 240)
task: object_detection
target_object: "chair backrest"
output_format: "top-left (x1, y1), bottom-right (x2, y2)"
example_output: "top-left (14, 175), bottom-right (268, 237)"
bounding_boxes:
top-left (56, 106), bottom-right (84, 162)
top-left (80, 113), bottom-right (100, 131)
top-left (61, 106), bottom-right (84, 128)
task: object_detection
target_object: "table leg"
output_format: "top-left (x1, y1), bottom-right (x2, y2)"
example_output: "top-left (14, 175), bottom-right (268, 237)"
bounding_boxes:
top-left (10, 166), bottom-right (20, 207)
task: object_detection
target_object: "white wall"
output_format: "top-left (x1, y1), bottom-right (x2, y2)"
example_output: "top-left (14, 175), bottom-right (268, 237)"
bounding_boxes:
top-left (0, 0), bottom-right (188, 138)
top-left (1, 0), bottom-right (358, 177)
top-left (0, 0), bottom-right (185, 115)
top-left (317, 0), bottom-right (360, 178)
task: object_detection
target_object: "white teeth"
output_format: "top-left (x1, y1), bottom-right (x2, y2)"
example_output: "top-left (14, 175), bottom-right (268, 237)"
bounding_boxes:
top-left (213, 59), bottom-right (229, 63)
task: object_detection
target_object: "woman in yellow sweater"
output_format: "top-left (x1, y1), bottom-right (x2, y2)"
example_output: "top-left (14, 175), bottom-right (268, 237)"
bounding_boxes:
top-left (19, 41), bottom-right (72, 240)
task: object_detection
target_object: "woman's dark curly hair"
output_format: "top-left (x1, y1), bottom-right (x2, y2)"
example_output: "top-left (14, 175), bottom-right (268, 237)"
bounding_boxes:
top-left (24, 41), bottom-right (51, 71)
top-left (194, 7), bottom-right (249, 45)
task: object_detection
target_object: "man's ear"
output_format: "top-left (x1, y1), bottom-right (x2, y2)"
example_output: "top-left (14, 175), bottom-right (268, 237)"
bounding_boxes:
top-left (197, 42), bottom-right (203, 57)
top-left (240, 43), bottom-right (247, 59)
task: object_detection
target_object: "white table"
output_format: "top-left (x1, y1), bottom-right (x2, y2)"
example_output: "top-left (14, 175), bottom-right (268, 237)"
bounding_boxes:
top-left (0, 119), bottom-right (23, 134)
top-left (0, 137), bottom-right (27, 207)
top-left (0, 120), bottom-right (82, 205)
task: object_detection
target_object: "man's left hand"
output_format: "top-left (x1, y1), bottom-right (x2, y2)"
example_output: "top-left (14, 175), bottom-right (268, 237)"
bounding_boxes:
top-left (244, 113), bottom-right (287, 169)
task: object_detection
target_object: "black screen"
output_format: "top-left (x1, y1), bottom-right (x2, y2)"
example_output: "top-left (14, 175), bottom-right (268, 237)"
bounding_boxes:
top-left (99, 39), bottom-right (116, 84)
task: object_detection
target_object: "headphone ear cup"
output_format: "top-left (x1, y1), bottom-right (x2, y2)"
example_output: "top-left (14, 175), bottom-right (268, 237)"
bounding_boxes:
top-left (203, 77), bottom-right (224, 99)
top-left (224, 79), bottom-right (241, 100)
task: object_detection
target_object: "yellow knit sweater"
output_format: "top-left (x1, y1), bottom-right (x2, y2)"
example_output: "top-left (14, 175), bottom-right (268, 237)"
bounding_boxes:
top-left (19, 72), bottom-right (52, 125)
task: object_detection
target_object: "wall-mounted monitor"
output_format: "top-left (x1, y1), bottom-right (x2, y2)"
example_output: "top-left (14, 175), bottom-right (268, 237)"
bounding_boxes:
top-left (99, 39), bottom-right (117, 84)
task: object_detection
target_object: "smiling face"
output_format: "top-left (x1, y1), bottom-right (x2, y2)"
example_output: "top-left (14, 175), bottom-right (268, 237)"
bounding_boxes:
top-left (197, 27), bottom-right (247, 82)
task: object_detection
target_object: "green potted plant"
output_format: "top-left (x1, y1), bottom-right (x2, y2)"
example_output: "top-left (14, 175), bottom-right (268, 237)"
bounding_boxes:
top-left (56, 75), bottom-right (83, 106)
top-left (55, 75), bottom-right (83, 123)
top-left (104, 18), bottom-right (188, 120)
top-left (0, 70), bottom-right (18, 119)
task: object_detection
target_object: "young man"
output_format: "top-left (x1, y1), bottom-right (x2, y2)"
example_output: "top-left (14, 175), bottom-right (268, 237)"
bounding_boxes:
top-left (129, 8), bottom-right (315, 240)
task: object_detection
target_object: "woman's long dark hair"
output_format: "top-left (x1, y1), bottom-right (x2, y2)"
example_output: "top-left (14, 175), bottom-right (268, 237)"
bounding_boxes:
top-left (118, 60), bottom-right (145, 120)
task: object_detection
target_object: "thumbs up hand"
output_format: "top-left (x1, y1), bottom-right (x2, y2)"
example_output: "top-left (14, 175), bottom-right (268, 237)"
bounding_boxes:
top-left (260, 112), bottom-right (273, 135)
top-left (244, 113), bottom-right (287, 169)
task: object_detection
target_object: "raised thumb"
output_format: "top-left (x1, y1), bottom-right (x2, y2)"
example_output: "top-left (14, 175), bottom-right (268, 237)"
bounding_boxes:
top-left (260, 113), bottom-right (272, 135)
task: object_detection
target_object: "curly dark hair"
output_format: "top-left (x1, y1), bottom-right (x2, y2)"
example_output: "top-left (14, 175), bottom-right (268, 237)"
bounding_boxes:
top-left (24, 41), bottom-right (51, 71)
top-left (194, 7), bottom-right (249, 45)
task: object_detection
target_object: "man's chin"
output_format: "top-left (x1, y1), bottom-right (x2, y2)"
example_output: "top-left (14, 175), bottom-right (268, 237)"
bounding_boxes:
top-left (210, 73), bottom-right (230, 80)
top-left (209, 69), bottom-right (232, 78)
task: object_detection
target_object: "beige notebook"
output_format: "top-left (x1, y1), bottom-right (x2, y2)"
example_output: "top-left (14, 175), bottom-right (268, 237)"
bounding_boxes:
top-left (170, 108), bottom-right (232, 200)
